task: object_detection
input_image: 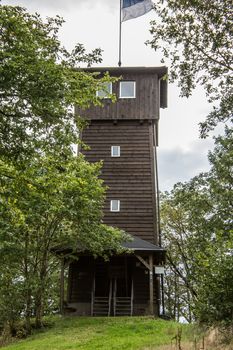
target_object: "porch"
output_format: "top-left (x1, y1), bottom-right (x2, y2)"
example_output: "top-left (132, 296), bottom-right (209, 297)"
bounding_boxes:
top-left (60, 237), bottom-right (165, 317)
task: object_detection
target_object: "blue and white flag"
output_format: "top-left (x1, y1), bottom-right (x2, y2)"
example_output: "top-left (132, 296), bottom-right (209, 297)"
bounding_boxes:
top-left (121, 0), bottom-right (154, 22)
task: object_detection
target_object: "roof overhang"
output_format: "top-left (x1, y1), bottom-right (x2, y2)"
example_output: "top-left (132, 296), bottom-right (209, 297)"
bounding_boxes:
top-left (122, 235), bottom-right (165, 252)
top-left (51, 235), bottom-right (165, 256)
top-left (80, 66), bottom-right (168, 79)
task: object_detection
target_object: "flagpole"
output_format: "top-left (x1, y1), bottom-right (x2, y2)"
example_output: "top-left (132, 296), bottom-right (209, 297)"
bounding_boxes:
top-left (118, 0), bottom-right (122, 67)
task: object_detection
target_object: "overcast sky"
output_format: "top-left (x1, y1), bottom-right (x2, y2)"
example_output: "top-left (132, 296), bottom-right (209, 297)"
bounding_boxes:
top-left (3, 0), bottom-right (219, 191)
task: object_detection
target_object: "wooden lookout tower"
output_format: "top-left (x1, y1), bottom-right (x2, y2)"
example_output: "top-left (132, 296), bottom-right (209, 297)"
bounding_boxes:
top-left (62, 66), bottom-right (167, 317)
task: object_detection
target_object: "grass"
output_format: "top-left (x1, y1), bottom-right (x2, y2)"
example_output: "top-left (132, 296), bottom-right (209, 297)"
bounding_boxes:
top-left (0, 316), bottom-right (194, 350)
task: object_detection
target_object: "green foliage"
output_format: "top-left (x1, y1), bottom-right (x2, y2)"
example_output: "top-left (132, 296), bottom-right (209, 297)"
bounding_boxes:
top-left (161, 128), bottom-right (233, 324)
top-left (0, 153), bottom-right (127, 331)
top-left (195, 232), bottom-right (233, 324)
top-left (148, 0), bottom-right (233, 137)
top-left (0, 5), bottom-right (125, 333)
top-left (0, 5), bottom-right (117, 161)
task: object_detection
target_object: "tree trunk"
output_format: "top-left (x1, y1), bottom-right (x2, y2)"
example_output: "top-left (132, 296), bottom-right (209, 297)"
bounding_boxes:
top-left (24, 232), bottom-right (31, 334)
top-left (25, 288), bottom-right (32, 334)
top-left (35, 295), bottom-right (43, 329)
top-left (35, 254), bottom-right (48, 328)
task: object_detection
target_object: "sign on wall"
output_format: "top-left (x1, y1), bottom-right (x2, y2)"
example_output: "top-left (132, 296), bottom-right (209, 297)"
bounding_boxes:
top-left (154, 266), bottom-right (165, 275)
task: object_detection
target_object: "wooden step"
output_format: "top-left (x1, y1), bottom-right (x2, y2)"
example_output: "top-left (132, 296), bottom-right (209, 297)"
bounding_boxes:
top-left (114, 297), bottom-right (132, 316)
top-left (93, 296), bottom-right (110, 316)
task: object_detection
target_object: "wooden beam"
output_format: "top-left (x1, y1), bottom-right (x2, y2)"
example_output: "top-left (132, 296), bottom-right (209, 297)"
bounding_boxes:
top-left (60, 258), bottom-right (65, 315)
top-left (149, 254), bottom-right (154, 315)
top-left (108, 279), bottom-right (112, 317)
top-left (135, 254), bottom-right (154, 315)
top-left (91, 275), bottom-right (95, 317)
top-left (131, 279), bottom-right (134, 316)
top-left (135, 255), bottom-right (150, 270)
top-left (113, 279), bottom-right (117, 316)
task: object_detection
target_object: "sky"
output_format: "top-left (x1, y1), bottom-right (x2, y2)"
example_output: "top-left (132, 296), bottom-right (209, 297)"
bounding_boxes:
top-left (3, 0), bottom-right (218, 191)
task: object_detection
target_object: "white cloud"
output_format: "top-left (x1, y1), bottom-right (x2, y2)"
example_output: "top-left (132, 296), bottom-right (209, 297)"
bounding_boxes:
top-left (158, 138), bottom-right (214, 191)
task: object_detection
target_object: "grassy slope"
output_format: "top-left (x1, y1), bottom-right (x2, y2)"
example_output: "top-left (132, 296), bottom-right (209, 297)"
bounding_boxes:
top-left (1, 317), bottom-right (193, 350)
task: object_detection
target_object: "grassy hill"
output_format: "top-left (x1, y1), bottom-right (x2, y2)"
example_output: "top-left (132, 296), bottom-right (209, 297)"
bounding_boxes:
top-left (1, 316), bottom-right (194, 350)
top-left (2, 316), bottom-right (232, 350)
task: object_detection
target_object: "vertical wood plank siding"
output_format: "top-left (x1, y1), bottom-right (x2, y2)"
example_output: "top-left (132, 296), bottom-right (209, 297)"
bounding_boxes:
top-left (82, 120), bottom-right (158, 243)
top-left (75, 73), bottom-right (160, 121)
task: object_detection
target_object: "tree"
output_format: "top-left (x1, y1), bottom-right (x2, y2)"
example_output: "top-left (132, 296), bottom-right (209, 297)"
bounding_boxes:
top-left (0, 148), bottom-right (127, 333)
top-left (161, 128), bottom-right (233, 324)
top-left (160, 178), bottom-right (211, 322)
top-left (0, 5), bottom-right (116, 161)
top-left (0, 5), bottom-right (125, 334)
top-left (148, 0), bottom-right (233, 137)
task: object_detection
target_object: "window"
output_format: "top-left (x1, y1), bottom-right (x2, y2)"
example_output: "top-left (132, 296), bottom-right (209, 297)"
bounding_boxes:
top-left (111, 146), bottom-right (120, 157)
top-left (119, 81), bottom-right (136, 98)
top-left (96, 82), bottom-right (112, 98)
top-left (110, 200), bottom-right (120, 212)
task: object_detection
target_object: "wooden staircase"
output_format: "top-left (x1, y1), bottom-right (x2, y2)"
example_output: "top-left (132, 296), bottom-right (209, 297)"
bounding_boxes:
top-left (91, 274), bottom-right (112, 316)
top-left (92, 297), bottom-right (110, 316)
top-left (113, 278), bottom-right (134, 316)
top-left (91, 273), bottom-right (134, 316)
top-left (114, 297), bottom-right (132, 316)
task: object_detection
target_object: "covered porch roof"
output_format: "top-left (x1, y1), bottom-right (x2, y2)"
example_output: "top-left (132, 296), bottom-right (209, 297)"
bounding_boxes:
top-left (122, 236), bottom-right (165, 252)
top-left (52, 235), bottom-right (165, 255)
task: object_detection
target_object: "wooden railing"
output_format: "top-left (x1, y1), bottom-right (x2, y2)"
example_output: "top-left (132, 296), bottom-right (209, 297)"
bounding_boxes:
top-left (108, 279), bottom-right (112, 316)
top-left (92, 277), bottom-right (134, 316)
top-left (131, 279), bottom-right (134, 316)
top-left (113, 279), bottom-right (117, 316)
top-left (91, 276), bottom-right (95, 316)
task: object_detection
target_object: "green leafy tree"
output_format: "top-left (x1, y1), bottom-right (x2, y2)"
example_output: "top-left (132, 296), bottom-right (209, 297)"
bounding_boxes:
top-left (148, 0), bottom-right (233, 137)
top-left (0, 149), bottom-right (127, 333)
top-left (161, 179), bottom-right (211, 322)
top-left (161, 128), bottom-right (233, 324)
top-left (0, 5), bottom-right (125, 334)
top-left (0, 5), bottom-right (116, 161)
top-left (195, 232), bottom-right (233, 324)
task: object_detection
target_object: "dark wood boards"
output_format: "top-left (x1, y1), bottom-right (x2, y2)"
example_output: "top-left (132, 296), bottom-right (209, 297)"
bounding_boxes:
top-left (66, 67), bottom-right (167, 317)
top-left (76, 72), bottom-right (160, 121)
top-left (68, 256), bottom-right (158, 315)
top-left (68, 257), bottom-right (94, 303)
top-left (81, 120), bottom-right (158, 243)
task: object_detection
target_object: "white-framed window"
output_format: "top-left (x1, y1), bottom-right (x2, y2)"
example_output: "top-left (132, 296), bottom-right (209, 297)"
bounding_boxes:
top-left (96, 82), bottom-right (112, 98)
top-left (111, 146), bottom-right (120, 157)
top-left (119, 81), bottom-right (136, 98)
top-left (110, 200), bottom-right (120, 212)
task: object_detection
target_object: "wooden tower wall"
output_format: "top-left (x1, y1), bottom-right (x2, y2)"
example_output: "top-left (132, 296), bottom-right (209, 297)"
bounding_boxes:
top-left (78, 67), bottom-right (167, 244)
top-left (64, 67), bottom-right (168, 316)
top-left (76, 67), bottom-right (167, 121)
top-left (82, 119), bottom-right (159, 243)
top-left (76, 73), bottom-right (160, 121)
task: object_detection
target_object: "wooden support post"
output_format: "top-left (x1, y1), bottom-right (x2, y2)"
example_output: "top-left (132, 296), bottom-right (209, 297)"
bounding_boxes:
top-left (136, 254), bottom-right (154, 315)
top-left (108, 279), bottom-right (112, 317)
top-left (113, 278), bottom-right (117, 316)
top-left (60, 257), bottom-right (65, 315)
top-left (131, 278), bottom-right (134, 316)
top-left (149, 254), bottom-right (154, 315)
top-left (91, 275), bottom-right (95, 316)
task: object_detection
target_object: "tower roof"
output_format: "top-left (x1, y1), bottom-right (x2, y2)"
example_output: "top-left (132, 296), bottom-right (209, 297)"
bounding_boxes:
top-left (82, 66), bottom-right (167, 79)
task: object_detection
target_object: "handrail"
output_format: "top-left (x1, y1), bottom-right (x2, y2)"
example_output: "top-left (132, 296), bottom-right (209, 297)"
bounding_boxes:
top-left (91, 275), bottom-right (95, 316)
top-left (131, 278), bottom-right (134, 316)
top-left (108, 279), bottom-right (112, 316)
top-left (113, 279), bottom-right (117, 316)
